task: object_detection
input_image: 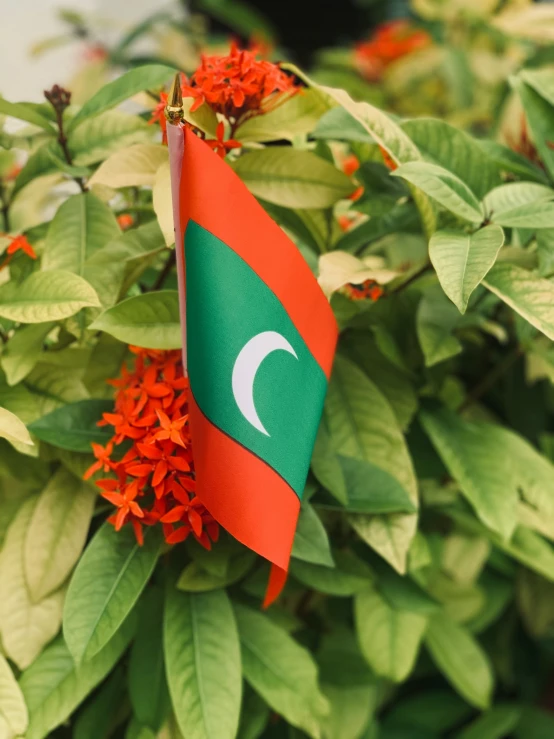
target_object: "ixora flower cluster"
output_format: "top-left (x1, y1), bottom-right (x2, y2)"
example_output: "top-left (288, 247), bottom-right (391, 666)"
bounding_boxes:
top-left (85, 347), bottom-right (219, 549)
top-left (355, 20), bottom-right (431, 82)
top-left (0, 234), bottom-right (37, 271)
top-left (149, 42), bottom-right (299, 148)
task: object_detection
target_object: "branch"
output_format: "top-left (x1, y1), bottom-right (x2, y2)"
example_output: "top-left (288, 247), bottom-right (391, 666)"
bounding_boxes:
top-left (152, 249), bottom-right (176, 291)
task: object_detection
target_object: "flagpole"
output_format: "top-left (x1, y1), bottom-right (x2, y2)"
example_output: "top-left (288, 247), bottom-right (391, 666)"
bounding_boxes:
top-left (165, 74), bottom-right (188, 376)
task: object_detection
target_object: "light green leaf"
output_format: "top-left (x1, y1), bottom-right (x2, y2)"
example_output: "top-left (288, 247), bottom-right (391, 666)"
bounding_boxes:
top-left (421, 408), bottom-right (554, 539)
top-left (88, 143), bottom-right (168, 189)
top-left (457, 704), bottom-right (522, 739)
top-left (181, 97), bottom-right (218, 138)
top-left (355, 586), bottom-right (428, 682)
top-left (402, 119), bottom-right (501, 200)
top-left (24, 467), bottom-right (96, 602)
top-left (318, 85), bottom-right (420, 165)
top-left (0, 271), bottom-right (100, 323)
top-left (313, 106), bottom-right (375, 144)
top-left (0, 406), bottom-right (34, 448)
top-left (416, 288), bottom-right (463, 366)
top-left (234, 603), bottom-right (329, 739)
top-left (321, 683), bottom-right (375, 739)
top-left (19, 619), bottom-right (136, 739)
top-left (63, 523), bottom-right (162, 664)
top-left (292, 503), bottom-right (334, 567)
top-left (392, 161), bottom-right (483, 222)
top-left (71, 110), bottom-right (153, 165)
top-left (425, 613), bottom-right (493, 710)
top-left (429, 226), bottom-right (505, 313)
top-left (153, 161), bottom-right (174, 246)
top-left (164, 587), bottom-right (242, 739)
top-left (0, 97), bottom-right (55, 131)
top-left (232, 148), bottom-right (354, 208)
top-left (323, 355), bottom-right (418, 573)
top-left (1, 322), bottom-right (55, 386)
top-left (235, 90), bottom-right (328, 142)
top-left (290, 555), bottom-right (371, 597)
top-left (0, 498), bottom-right (64, 669)
top-left (491, 201), bottom-right (554, 228)
top-left (0, 654), bottom-right (28, 738)
top-left (89, 291), bottom-right (181, 349)
top-left (28, 398), bottom-right (113, 452)
top-left (129, 589), bottom-right (169, 732)
top-left (42, 192), bottom-right (120, 274)
top-left (483, 262), bottom-right (554, 341)
top-left (70, 64), bottom-right (176, 129)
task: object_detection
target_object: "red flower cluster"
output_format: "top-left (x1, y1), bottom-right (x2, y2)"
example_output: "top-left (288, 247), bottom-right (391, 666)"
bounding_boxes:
top-left (85, 347), bottom-right (219, 549)
top-left (355, 20), bottom-right (431, 82)
top-left (344, 280), bottom-right (384, 302)
top-left (0, 234), bottom-right (37, 271)
top-left (149, 42), bottom-right (299, 146)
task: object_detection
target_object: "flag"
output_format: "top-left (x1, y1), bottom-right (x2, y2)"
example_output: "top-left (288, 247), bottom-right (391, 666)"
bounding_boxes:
top-left (173, 125), bottom-right (337, 605)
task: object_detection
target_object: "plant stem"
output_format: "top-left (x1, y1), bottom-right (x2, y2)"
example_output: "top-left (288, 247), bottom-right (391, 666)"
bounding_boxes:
top-left (458, 344), bottom-right (523, 413)
top-left (152, 249), bottom-right (176, 291)
top-left (54, 108), bottom-right (87, 193)
top-left (0, 183), bottom-right (10, 231)
top-left (387, 260), bottom-right (432, 296)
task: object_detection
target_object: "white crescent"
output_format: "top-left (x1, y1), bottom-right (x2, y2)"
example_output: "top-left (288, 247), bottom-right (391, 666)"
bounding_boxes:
top-left (232, 330), bottom-right (298, 437)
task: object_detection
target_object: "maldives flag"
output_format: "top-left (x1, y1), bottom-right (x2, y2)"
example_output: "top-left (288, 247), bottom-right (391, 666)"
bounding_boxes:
top-left (170, 125), bottom-right (337, 605)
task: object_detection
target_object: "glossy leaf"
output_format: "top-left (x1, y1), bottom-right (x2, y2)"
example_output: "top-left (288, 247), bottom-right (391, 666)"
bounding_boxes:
top-left (425, 613), bottom-right (493, 710)
top-left (234, 603), bottom-right (329, 738)
top-left (90, 291), bottom-right (181, 349)
top-left (0, 271), bottom-right (100, 323)
top-left (0, 97), bottom-right (55, 131)
top-left (1, 322), bottom-right (55, 386)
top-left (24, 467), bottom-right (96, 601)
top-left (0, 406), bottom-right (34, 448)
top-left (232, 148), bottom-right (354, 208)
top-left (429, 226), bottom-right (505, 313)
top-left (292, 503), bottom-right (335, 567)
top-left (88, 143), bottom-right (168, 189)
top-left (164, 586), bottom-right (242, 739)
top-left (0, 654), bottom-right (28, 738)
top-left (28, 398), bottom-right (114, 452)
top-left (235, 90), bottom-right (329, 142)
top-left (63, 523), bottom-right (162, 663)
top-left (483, 263), bottom-right (554, 341)
top-left (392, 162), bottom-right (482, 222)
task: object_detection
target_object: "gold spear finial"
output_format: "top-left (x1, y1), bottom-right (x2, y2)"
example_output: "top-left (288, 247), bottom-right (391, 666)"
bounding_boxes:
top-left (164, 73), bottom-right (183, 125)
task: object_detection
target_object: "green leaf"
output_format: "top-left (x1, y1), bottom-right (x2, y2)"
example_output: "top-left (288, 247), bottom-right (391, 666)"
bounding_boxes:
top-left (0, 498), bottom-right (64, 669)
top-left (323, 355), bottom-right (418, 573)
top-left (337, 455), bottom-right (418, 514)
top-left (28, 398), bottom-right (114, 452)
top-left (89, 291), bottom-right (181, 349)
top-left (416, 288), bottom-right (462, 367)
top-left (424, 613), bottom-right (493, 710)
top-left (71, 110), bottom-right (153, 165)
top-left (237, 687), bottom-right (270, 739)
top-left (24, 467), bottom-right (96, 602)
top-left (483, 262), bottom-right (554, 341)
top-left (42, 192), bottom-right (120, 274)
top-left (383, 690), bottom-right (472, 735)
top-left (19, 619), bottom-right (136, 739)
top-left (392, 162), bottom-right (483, 222)
top-left (73, 666), bottom-right (126, 739)
top-left (355, 586), bottom-right (428, 682)
top-left (232, 148), bottom-right (354, 208)
top-left (0, 654), bottom-right (28, 738)
top-left (429, 226), bottom-right (505, 313)
top-left (70, 64), bottom-right (176, 129)
top-left (164, 587), bottom-right (242, 739)
top-left (512, 74), bottom-right (554, 181)
top-left (63, 523), bottom-right (162, 664)
top-left (290, 555), bottom-right (371, 596)
top-left (402, 119), bottom-right (501, 200)
top-left (0, 97), bottom-right (55, 131)
top-left (313, 106), bottom-right (375, 144)
top-left (1, 322), bottom-right (55, 385)
top-left (129, 588), bottom-right (170, 731)
top-left (88, 143), bottom-right (168, 189)
top-left (515, 707), bottom-right (554, 739)
top-left (321, 684), bottom-right (375, 739)
top-left (292, 503), bottom-right (334, 567)
top-left (0, 406), bottom-right (34, 448)
top-left (478, 139), bottom-right (548, 184)
top-left (0, 271), bottom-right (100, 323)
top-left (234, 603), bottom-right (329, 739)
top-left (235, 90), bottom-right (329, 142)
top-left (176, 553), bottom-right (255, 593)
top-left (516, 568), bottom-right (554, 638)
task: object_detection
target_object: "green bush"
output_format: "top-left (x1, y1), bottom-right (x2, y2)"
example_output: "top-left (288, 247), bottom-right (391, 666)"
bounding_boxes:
top-left (2, 11), bottom-right (554, 738)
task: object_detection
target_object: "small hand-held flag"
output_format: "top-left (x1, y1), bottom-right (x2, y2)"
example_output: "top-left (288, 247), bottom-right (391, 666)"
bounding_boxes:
top-left (165, 76), bottom-right (337, 605)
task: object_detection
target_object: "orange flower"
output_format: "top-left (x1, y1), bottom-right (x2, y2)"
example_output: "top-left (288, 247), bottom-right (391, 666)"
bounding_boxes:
top-left (342, 154), bottom-right (360, 177)
top-left (85, 347), bottom-right (219, 549)
top-left (117, 213), bottom-right (134, 230)
top-left (378, 145), bottom-right (397, 171)
top-left (356, 20), bottom-right (431, 82)
top-left (205, 121), bottom-right (242, 159)
top-left (344, 279), bottom-right (384, 302)
top-left (0, 233), bottom-right (37, 271)
top-left (149, 91), bottom-right (169, 143)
